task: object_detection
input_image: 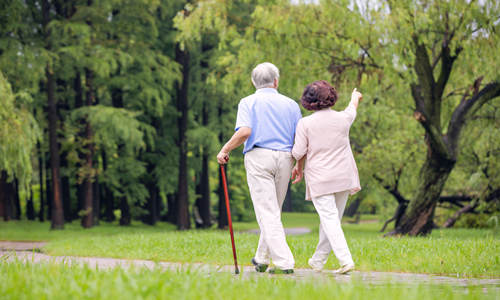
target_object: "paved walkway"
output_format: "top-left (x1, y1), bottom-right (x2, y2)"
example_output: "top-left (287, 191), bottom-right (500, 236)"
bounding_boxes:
top-left (1, 242), bottom-right (499, 288)
top-left (245, 227), bottom-right (311, 235)
top-left (0, 241), bottom-right (47, 251)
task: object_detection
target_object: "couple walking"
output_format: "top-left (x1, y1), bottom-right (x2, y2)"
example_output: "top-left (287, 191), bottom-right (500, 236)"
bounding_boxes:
top-left (217, 62), bottom-right (362, 274)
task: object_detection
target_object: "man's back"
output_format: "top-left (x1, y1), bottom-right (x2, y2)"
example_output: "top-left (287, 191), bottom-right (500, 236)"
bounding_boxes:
top-left (236, 88), bottom-right (302, 154)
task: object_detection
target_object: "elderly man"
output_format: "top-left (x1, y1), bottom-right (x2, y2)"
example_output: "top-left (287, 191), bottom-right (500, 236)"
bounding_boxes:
top-left (217, 62), bottom-right (301, 274)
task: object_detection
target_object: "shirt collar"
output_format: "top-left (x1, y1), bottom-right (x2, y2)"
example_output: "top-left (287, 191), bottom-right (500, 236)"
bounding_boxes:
top-left (255, 88), bottom-right (278, 94)
top-left (313, 108), bottom-right (333, 114)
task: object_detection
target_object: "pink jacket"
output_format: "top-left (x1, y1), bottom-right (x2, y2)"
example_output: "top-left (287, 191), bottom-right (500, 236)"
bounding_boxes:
top-left (292, 101), bottom-right (361, 200)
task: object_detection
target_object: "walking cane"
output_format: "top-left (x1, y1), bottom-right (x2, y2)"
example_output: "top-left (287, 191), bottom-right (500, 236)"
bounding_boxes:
top-left (220, 164), bottom-right (240, 274)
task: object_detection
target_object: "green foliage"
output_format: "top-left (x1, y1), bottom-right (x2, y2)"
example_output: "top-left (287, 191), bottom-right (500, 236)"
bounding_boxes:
top-left (0, 72), bottom-right (40, 190)
top-left (104, 156), bottom-right (149, 213)
top-left (455, 213), bottom-right (495, 229)
top-left (71, 105), bottom-right (148, 154)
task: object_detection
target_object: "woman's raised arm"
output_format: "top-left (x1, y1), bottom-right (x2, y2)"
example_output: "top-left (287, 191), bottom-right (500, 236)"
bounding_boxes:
top-left (343, 88), bottom-right (363, 125)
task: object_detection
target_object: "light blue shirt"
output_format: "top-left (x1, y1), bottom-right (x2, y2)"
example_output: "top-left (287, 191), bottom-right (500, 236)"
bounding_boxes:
top-left (235, 88), bottom-right (302, 154)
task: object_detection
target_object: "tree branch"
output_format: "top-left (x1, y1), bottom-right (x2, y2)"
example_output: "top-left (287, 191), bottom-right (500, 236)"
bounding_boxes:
top-left (442, 203), bottom-right (477, 228)
top-left (439, 195), bottom-right (473, 207)
top-left (446, 81), bottom-right (500, 156)
top-left (435, 45), bottom-right (461, 101)
top-left (412, 37), bottom-right (436, 115)
top-left (373, 174), bottom-right (409, 204)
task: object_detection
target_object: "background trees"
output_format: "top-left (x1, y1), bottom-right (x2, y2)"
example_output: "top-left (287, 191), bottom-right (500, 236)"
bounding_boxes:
top-left (1, 0), bottom-right (499, 235)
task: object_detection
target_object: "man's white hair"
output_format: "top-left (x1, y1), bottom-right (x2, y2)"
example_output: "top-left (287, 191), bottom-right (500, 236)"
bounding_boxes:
top-left (251, 62), bottom-right (280, 89)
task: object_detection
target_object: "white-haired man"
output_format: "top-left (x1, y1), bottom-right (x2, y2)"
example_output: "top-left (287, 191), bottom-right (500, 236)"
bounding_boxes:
top-left (217, 62), bottom-right (301, 274)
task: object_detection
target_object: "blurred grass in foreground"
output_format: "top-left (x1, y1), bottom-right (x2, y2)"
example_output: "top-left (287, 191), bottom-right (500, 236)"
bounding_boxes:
top-left (0, 260), bottom-right (497, 300)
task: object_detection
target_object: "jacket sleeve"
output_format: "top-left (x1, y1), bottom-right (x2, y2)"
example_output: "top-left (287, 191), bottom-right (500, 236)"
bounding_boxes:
top-left (342, 101), bottom-right (357, 126)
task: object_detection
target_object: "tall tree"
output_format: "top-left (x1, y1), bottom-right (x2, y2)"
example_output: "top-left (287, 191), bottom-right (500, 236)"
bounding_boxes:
top-left (197, 102), bottom-right (212, 228)
top-left (175, 42), bottom-right (191, 230)
top-left (81, 66), bottom-right (95, 228)
top-left (42, 0), bottom-right (64, 229)
top-left (384, 1), bottom-right (500, 235)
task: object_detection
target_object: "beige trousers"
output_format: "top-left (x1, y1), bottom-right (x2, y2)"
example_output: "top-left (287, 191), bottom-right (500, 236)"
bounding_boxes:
top-left (310, 191), bottom-right (354, 267)
top-left (244, 148), bottom-right (295, 269)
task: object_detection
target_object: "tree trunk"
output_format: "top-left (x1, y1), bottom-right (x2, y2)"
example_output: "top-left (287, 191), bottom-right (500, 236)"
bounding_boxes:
top-left (196, 102), bottom-right (212, 228)
top-left (47, 66), bottom-right (64, 230)
top-left (13, 179), bottom-right (21, 220)
top-left (27, 187), bottom-right (35, 220)
top-left (344, 196), bottom-right (362, 217)
top-left (37, 143), bottom-right (45, 222)
top-left (60, 153), bottom-right (72, 222)
top-left (74, 71), bottom-right (85, 220)
top-left (0, 171), bottom-right (14, 221)
top-left (144, 178), bottom-right (158, 225)
top-left (81, 68), bottom-right (95, 228)
top-left (149, 186), bottom-right (160, 225)
top-left (93, 179), bottom-right (100, 225)
top-left (42, 0), bottom-right (64, 230)
top-left (101, 151), bottom-right (115, 222)
top-left (0, 176), bottom-right (4, 220)
top-left (380, 201), bottom-right (409, 233)
top-left (119, 197), bottom-right (131, 226)
top-left (175, 44), bottom-right (190, 230)
top-left (165, 193), bottom-right (177, 224)
top-left (45, 155), bottom-right (52, 220)
top-left (81, 0), bottom-right (96, 228)
top-left (391, 155), bottom-right (454, 236)
top-left (197, 152), bottom-right (211, 227)
top-left (143, 155), bottom-right (159, 226)
top-left (153, 187), bottom-right (160, 223)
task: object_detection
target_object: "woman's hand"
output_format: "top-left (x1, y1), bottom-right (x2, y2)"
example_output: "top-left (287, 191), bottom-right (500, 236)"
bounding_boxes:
top-left (291, 165), bottom-right (303, 184)
top-left (351, 88), bottom-right (363, 108)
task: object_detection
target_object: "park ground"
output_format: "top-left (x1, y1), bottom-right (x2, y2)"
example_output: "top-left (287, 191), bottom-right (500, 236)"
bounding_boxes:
top-left (1, 213), bottom-right (499, 299)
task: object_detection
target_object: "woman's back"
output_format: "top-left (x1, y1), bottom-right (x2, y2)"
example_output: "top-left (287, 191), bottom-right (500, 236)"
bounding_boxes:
top-left (292, 104), bottom-right (360, 200)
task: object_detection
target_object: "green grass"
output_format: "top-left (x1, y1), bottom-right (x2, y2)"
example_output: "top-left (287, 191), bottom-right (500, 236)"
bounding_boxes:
top-left (1, 213), bottom-right (499, 278)
top-left (0, 260), bottom-right (496, 300)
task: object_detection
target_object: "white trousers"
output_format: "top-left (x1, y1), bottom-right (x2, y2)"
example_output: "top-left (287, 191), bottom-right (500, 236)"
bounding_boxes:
top-left (244, 148), bottom-right (295, 269)
top-left (310, 191), bottom-right (354, 267)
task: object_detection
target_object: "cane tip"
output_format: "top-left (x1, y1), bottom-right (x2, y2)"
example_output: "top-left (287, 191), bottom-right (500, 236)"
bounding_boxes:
top-left (235, 268), bottom-right (240, 274)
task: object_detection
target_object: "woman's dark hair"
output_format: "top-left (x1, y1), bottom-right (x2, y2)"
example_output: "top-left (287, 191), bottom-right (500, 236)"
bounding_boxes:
top-left (300, 80), bottom-right (338, 111)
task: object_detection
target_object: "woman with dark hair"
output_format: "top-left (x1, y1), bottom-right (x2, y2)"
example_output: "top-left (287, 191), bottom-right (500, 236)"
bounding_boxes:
top-left (291, 80), bottom-right (362, 274)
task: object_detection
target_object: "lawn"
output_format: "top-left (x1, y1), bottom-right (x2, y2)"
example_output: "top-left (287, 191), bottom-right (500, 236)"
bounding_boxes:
top-left (1, 213), bottom-right (499, 278)
top-left (0, 260), bottom-right (497, 300)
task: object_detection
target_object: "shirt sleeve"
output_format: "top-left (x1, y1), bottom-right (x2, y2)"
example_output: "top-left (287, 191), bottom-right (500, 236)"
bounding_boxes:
top-left (235, 100), bottom-right (251, 131)
top-left (292, 119), bottom-right (307, 160)
top-left (342, 101), bottom-right (357, 126)
top-left (294, 104), bottom-right (302, 129)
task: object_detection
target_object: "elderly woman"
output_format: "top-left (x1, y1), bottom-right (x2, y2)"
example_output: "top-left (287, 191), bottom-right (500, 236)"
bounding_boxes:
top-left (291, 80), bottom-right (362, 274)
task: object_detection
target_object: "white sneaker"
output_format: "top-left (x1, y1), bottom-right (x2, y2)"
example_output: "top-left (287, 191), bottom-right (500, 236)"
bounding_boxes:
top-left (333, 263), bottom-right (355, 274)
top-left (308, 258), bottom-right (324, 272)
